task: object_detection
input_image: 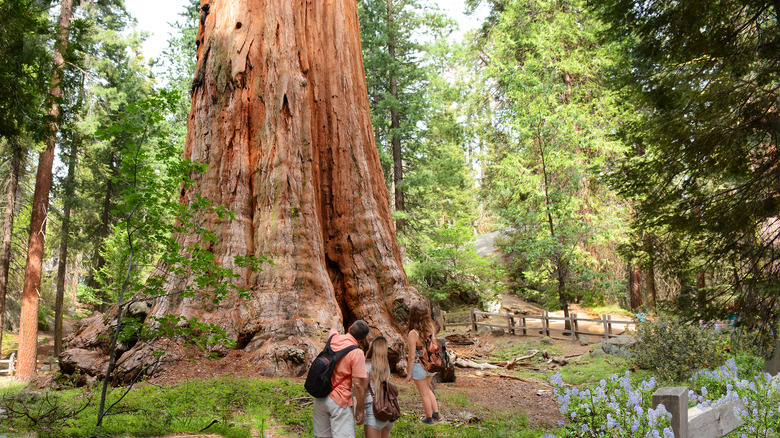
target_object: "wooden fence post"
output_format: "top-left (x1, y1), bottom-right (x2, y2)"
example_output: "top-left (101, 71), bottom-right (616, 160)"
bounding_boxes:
top-left (607, 314), bottom-right (613, 338)
top-left (543, 311), bottom-right (550, 337)
top-left (470, 308), bottom-right (477, 332)
top-left (602, 314), bottom-right (609, 340)
top-left (653, 387), bottom-right (688, 438)
top-left (507, 313), bottom-right (515, 335)
top-left (9, 351), bottom-right (15, 376)
top-left (571, 313), bottom-right (579, 341)
top-left (521, 316), bottom-right (526, 336)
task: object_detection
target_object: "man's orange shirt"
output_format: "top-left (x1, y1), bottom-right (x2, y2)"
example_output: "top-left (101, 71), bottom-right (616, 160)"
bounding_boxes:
top-left (328, 329), bottom-right (367, 408)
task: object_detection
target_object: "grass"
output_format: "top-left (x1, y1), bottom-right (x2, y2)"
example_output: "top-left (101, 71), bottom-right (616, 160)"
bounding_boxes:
top-left (1, 331), bottom-right (18, 358)
top-left (0, 375), bottom-right (560, 438)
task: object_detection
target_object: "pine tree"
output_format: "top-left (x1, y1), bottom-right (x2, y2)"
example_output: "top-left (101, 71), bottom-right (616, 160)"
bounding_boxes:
top-left (594, 0), bottom-right (780, 331)
top-left (477, 0), bottom-right (632, 314)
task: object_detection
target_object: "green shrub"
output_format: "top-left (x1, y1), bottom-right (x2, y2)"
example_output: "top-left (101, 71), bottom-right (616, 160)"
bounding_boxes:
top-left (631, 316), bottom-right (728, 382)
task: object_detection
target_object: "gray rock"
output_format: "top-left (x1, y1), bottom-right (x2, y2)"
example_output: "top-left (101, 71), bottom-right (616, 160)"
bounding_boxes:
top-left (491, 328), bottom-right (506, 337)
top-left (590, 349), bottom-right (605, 358)
top-left (540, 337), bottom-right (554, 346)
top-left (600, 336), bottom-right (635, 357)
top-left (127, 300), bottom-right (151, 318)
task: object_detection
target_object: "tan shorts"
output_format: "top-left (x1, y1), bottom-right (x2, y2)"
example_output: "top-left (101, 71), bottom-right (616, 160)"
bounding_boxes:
top-left (313, 396), bottom-right (355, 438)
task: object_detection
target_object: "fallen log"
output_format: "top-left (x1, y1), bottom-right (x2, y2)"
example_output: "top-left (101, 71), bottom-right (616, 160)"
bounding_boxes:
top-left (506, 350), bottom-right (539, 369)
top-left (454, 357), bottom-right (502, 370)
top-left (445, 334), bottom-right (475, 346)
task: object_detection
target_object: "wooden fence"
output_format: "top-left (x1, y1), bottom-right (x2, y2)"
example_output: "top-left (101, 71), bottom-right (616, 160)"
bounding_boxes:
top-left (0, 353), bottom-right (57, 376)
top-left (445, 309), bottom-right (638, 340)
top-left (653, 387), bottom-right (744, 438)
top-left (0, 352), bottom-right (15, 376)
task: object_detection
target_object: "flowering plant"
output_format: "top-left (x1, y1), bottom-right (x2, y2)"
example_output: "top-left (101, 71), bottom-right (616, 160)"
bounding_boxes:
top-left (690, 358), bottom-right (780, 437)
top-left (548, 371), bottom-right (673, 437)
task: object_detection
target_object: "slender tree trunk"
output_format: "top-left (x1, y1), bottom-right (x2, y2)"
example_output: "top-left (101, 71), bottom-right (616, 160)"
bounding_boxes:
top-left (69, 253), bottom-right (81, 304)
top-left (643, 233), bottom-right (657, 308)
top-left (17, 0), bottom-right (74, 382)
top-left (94, 176), bottom-right (112, 311)
top-left (64, 0), bottom-right (421, 378)
top-left (629, 263), bottom-right (643, 310)
top-left (0, 147), bottom-right (21, 357)
top-left (55, 137), bottom-right (77, 356)
top-left (562, 70), bottom-right (572, 103)
top-left (537, 129), bottom-right (571, 329)
top-left (646, 262), bottom-right (656, 307)
top-left (87, 172), bottom-right (112, 310)
top-left (387, 0), bottom-right (404, 231)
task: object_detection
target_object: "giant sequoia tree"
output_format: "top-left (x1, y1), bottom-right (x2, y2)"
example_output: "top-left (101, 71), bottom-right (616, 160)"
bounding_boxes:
top-left (63, 0), bottom-right (421, 378)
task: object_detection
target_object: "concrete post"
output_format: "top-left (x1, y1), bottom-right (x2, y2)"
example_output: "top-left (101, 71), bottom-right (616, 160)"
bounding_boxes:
top-left (764, 339), bottom-right (780, 376)
top-left (653, 387), bottom-right (688, 438)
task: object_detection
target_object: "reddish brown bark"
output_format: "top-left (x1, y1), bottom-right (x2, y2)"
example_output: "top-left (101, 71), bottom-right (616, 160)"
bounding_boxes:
top-left (65, 0), bottom-right (421, 378)
top-left (17, 0), bottom-right (73, 382)
top-left (629, 264), bottom-right (643, 310)
top-left (0, 146), bottom-right (20, 357)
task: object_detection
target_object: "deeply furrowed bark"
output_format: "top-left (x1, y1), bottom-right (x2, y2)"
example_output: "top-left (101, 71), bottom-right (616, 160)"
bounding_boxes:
top-left (64, 0), bottom-right (421, 379)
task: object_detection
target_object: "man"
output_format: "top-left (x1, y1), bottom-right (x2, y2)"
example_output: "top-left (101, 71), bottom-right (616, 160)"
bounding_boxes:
top-left (313, 320), bottom-right (369, 438)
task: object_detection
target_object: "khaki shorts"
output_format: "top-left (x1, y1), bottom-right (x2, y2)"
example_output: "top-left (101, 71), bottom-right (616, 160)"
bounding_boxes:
top-left (313, 396), bottom-right (355, 438)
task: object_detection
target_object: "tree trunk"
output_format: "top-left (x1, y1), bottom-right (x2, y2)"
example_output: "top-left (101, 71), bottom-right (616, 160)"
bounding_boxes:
top-left (0, 146), bottom-right (21, 357)
top-left (88, 173), bottom-right (112, 311)
top-left (555, 253), bottom-right (571, 331)
top-left (644, 233), bottom-right (657, 308)
top-left (64, 0), bottom-right (421, 378)
top-left (55, 137), bottom-right (77, 356)
top-left (629, 263), bottom-right (643, 310)
top-left (387, 0), bottom-right (404, 232)
top-left (17, 0), bottom-right (74, 382)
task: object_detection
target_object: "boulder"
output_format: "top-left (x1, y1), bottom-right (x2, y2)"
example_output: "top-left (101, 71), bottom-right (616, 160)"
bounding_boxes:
top-left (65, 311), bottom-right (110, 350)
top-left (600, 336), bottom-right (635, 357)
top-left (59, 348), bottom-right (108, 377)
top-left (3, 298), bottom-right (20, 332)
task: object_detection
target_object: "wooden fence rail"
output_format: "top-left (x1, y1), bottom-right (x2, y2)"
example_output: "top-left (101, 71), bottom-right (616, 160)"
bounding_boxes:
top-left (454, 308), bottom-right (638, 340)
top-left (0, 354), bottom-right (57, 376)
top-left (0, 352), bottom-right (15, 376)
top-left (653, 387), bottom-right (744, 438)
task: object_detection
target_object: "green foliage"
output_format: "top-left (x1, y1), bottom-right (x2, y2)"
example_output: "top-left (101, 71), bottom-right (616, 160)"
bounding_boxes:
top-left (631, 316), bottom-right (729, 383)
top-left (0, 0), bottom-right (51, 140)
top-left (550, 371), bottom-right (673, 437)
top-left (88, 90), bottom-right (269, 426)
top-left (689, 354), bottom-right (765, 403)
top-left (37, 303), bottom-right (53, 332)
top-left (407, 221), bottom-right (504, 306)
top-left (592, 0), bottom-right (780, 326)
top-left (476, 0), bottom-right (632, 310)
top-left (0, 377), bottom-right (557, 438)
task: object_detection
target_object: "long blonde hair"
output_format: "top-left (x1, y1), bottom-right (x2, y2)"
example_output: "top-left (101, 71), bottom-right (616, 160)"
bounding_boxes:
top-left (366, 336), bottom-right (389, 391)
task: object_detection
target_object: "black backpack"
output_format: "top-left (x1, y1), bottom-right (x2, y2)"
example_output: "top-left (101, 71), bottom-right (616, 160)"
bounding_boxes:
top-left (304, 334), bottom-right (359, 398)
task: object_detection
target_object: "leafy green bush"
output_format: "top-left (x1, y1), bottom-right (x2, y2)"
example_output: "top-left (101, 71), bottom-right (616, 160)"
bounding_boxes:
top-left (407, 221), bottom-right (505, 308)
top-left (631, 316), bottom-right (728, 382)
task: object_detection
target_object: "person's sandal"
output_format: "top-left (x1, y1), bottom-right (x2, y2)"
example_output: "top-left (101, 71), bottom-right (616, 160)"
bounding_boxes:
top-left (432, 412), bottom-right (443, 422)
top-left (420, 416), bottom-right (435, 426)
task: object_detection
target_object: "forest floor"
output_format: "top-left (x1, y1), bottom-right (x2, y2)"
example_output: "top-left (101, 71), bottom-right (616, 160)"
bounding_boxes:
top-left (1, 296), bottom-right (636, 436)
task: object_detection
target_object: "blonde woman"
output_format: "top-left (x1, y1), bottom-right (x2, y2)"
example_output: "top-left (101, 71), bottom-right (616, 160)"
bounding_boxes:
top-left (364, 337), bottom-right (395, 438)
top-left (406, 302), bottom-right (441, 425)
